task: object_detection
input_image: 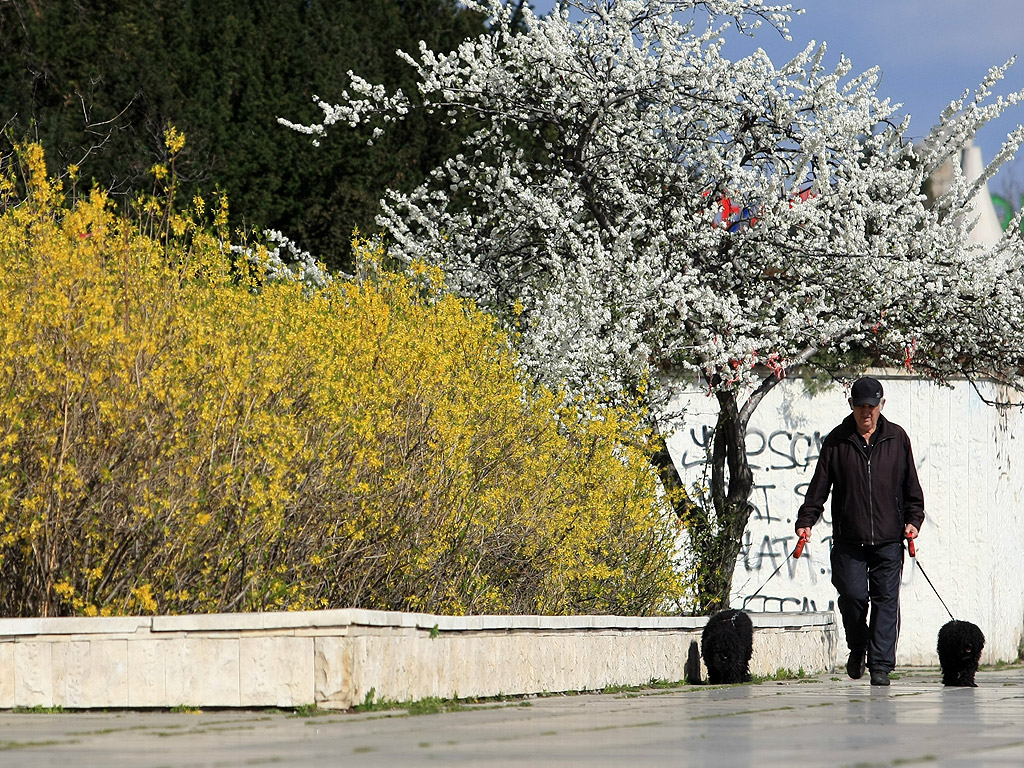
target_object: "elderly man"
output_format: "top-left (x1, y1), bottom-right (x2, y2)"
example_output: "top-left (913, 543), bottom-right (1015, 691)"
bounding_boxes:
top-left (795, 376), bottom-right (925, 686)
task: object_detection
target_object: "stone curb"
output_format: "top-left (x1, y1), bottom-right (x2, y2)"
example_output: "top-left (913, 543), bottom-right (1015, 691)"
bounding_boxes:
top-left (0, 609), bottom-right (837, 709)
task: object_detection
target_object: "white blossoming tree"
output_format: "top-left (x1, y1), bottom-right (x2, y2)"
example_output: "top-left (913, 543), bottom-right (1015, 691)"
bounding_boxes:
top-left (285, 0), bottom-right (1024, 611)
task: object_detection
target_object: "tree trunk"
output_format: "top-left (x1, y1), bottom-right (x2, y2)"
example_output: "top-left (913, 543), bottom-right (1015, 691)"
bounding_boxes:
top-left (697, 388), bottom-right (755, 612)
top-left (651, 362), bottom-right (810, 614)
top-left (654, 368), bottom-right (797, 614)
top-left (646, 388), bottom-right (757, 614)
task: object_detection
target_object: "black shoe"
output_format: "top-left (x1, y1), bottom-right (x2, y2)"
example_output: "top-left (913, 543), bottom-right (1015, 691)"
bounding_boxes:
top-left (846, 648), bottom-right (866, 679)
top-left (870, 669), bottom-right (890, 686)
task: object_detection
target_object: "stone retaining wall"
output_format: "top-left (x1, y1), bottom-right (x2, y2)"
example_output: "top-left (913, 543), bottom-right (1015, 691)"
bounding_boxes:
top-left (0, 609), bottom-right (836, 710)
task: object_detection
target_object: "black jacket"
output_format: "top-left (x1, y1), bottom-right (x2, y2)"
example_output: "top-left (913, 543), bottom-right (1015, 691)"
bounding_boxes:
top-left (795, 413), bottom-right (925, 545)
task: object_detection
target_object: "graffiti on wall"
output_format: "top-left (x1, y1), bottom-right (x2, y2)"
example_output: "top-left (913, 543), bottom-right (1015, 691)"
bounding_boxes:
top-left (675, 380), bottom-right (1024, 661)
top-left (680, 415), bottom-right (925, 613)
top-left (679, 421), bottom-right (841, 612)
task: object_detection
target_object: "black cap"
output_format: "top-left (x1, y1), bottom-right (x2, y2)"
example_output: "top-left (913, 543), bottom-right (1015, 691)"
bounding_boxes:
top-left (850, 376), bottom-right (883, 406)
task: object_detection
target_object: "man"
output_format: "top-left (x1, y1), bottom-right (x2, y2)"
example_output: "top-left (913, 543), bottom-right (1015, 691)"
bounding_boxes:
top-left (795, 376), bottom-right (925, 686)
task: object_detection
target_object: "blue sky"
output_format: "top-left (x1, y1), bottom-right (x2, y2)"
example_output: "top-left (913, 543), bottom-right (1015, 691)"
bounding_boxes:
top-left (524, 1), bottom-right (1024, 176)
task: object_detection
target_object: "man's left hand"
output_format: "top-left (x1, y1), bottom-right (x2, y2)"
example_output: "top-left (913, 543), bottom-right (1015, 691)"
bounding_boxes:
top-left (904, 524), bottom-right (919, 539)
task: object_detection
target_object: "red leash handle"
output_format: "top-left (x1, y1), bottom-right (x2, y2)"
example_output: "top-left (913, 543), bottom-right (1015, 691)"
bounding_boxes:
top-left (793, 531), bottom-right (810, 559)
top-left (907, 536), bottom-right (916, 557)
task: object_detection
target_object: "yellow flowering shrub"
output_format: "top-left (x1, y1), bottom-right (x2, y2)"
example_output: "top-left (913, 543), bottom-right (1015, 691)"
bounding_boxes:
top-left (0, 144), bottom-right (683, 617)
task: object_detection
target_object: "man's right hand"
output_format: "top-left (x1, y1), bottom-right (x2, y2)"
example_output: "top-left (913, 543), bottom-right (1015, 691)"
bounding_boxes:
top-left (796, 527), bottom-right (812, 539)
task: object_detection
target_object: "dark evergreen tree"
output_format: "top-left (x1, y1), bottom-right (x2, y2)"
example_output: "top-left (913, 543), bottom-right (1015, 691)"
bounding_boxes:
top-left (0, 0), bottom-right (490, 271)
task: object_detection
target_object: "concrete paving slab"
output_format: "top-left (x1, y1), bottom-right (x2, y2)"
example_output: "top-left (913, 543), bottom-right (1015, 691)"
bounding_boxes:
top-left (0, 665), bottom-right (1021, 767)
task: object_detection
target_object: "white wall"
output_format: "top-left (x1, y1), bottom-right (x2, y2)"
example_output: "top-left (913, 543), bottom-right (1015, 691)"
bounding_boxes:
top-left (669, 370), bottom-right (1024, 666)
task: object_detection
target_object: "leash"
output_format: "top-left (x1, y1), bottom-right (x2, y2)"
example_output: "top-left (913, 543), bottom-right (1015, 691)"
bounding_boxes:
top-left (747, 531), bottom-right (809, 602)
top-left (907, 538), bottom-right (956, 621)
top-left (746, 532), bottom-right (956, 621)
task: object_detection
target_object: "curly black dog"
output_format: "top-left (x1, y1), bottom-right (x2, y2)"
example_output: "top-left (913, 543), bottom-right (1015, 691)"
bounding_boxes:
top-left (701, 609), bottom-right (753, 684)
top-left (937, 619), bottom-right (985, 687)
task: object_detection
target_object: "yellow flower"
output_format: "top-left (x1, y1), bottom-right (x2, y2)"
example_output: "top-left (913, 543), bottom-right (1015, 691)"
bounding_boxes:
top-left (163, 125), bottom-right (186, 155)
top-left (0, 146), bottom-right (682, 619)
top-left (132, 584), bottom-right (159, 614)
top-left (54, 581), bottom-right (76, 599)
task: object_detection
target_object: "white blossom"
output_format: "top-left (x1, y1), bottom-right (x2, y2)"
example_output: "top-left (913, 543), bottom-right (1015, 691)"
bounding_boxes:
top-left (285, 0), bottom-right (1024, 411)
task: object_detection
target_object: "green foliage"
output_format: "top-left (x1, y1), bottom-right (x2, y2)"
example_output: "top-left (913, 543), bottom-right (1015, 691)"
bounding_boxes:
top-left (0, 0), bottom-right (489, 272)
top-left (290, 704), bottom-right (326, 718)
top-left (354, 688), bottom-right (387, 712)
top-left (751, 667), bottom-right (810, 683)
top-left (352, 689), bottom-right (533, 716)
top-left (602, 678), bottom-right (685, 694)
top-left (9, 705), bottom-right (67, 714)
top-left (0, 143), bottom-right (684, 618)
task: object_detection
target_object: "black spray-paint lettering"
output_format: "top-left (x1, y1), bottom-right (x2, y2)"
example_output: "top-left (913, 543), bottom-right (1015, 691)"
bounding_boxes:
top-left (741, 595), bottom-right (835, 612)
top-left (681, 426), bottom-right (825, 476)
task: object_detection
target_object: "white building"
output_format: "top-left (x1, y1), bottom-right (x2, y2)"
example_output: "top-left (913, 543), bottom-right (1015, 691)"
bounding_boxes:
top-left (924, 138), bottom-right (1005, 247)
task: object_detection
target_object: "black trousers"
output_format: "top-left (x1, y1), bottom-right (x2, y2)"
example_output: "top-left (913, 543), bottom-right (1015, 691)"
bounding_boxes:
top-left (830, 540), bottom-right (904, 672)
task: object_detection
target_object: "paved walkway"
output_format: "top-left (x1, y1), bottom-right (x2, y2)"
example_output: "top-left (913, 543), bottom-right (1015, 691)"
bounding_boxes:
top-left (1, 665), bottom-right (1022, 767)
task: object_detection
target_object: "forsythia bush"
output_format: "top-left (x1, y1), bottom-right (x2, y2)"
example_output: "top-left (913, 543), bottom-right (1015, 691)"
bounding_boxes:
top-left (0, 143), bottom-right (684, 617)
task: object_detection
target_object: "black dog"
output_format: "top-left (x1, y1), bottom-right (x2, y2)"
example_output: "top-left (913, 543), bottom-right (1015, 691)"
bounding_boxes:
top-left (701, 609), bottom-right (753, 684)
top-left (937, 619), bottom-right (985, 687)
